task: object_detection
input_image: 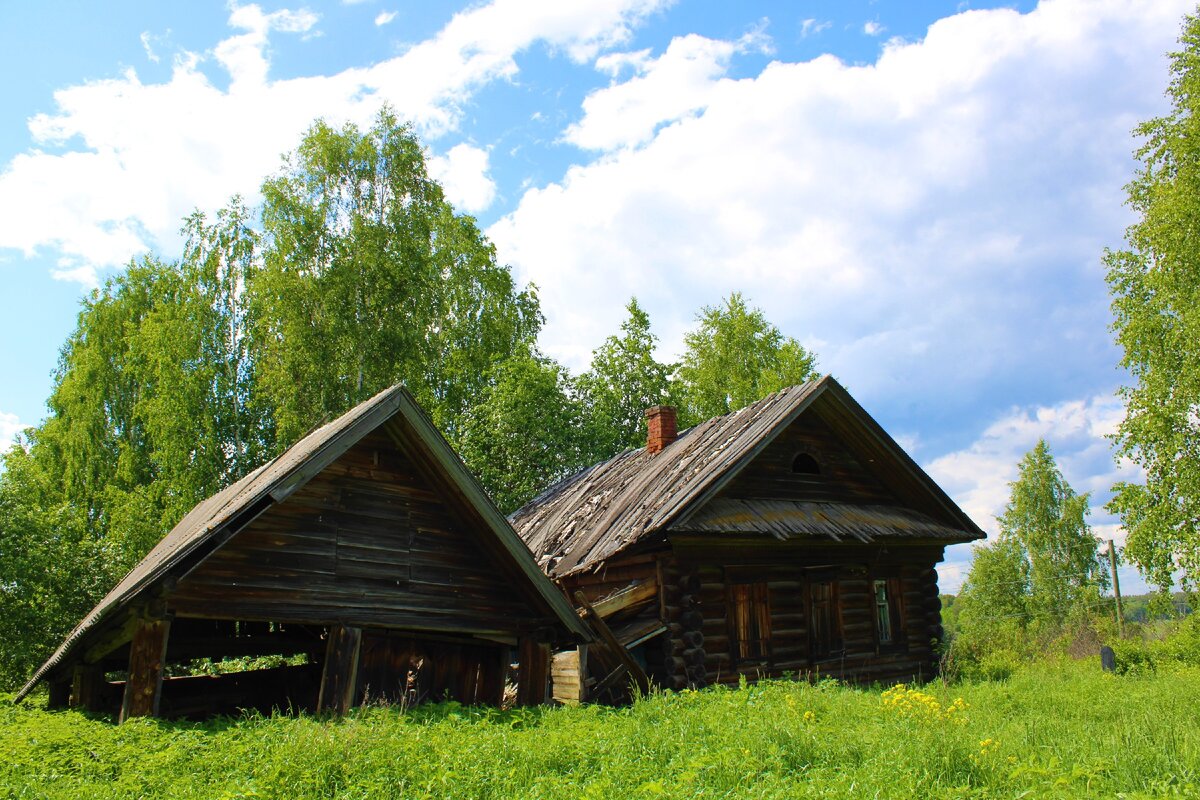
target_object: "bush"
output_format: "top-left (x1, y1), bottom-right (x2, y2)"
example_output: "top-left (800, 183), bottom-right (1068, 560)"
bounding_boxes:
top-left (1111, 614), bottom-right (1200, 675)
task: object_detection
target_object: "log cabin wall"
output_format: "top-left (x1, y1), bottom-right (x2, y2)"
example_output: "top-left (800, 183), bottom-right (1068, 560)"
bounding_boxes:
top-left (170, 429), bottom-right (555, 637)
top-left (670, 541), bottom-right (945, 687)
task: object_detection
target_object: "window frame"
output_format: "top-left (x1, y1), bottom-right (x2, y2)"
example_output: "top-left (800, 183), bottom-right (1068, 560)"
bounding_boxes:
top-left (806, 575), bottom-right (844, 662)
top-left (727, 580), bottom-right (772, 668)
top-left (870, 575), bottom-right (907, 653)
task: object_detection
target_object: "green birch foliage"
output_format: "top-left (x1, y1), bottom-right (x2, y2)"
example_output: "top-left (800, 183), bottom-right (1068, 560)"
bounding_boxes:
top-left (1106, 12), bottom-right (1200, 596)
top-left (959, 440), bottom-right (1107, 634)
top-left (675, 293), bottom-right (819, 427)
top-left (576, 298), bottom-right (675, 458)
top-left (252, 109), bottom-right (540, 447)
top-left (457, 350), bottom-right (594, 514)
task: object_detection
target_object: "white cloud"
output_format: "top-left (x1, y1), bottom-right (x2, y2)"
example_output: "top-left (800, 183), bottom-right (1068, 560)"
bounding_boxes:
top-left (924, 393), bottom-right (1140, 592)
top-left (375, 10), bottom-right (397, 26)
top-left (565, 34), bottom-right (741, 151)
top-left (0, 0), bottom-right (669, 285)
top-left (0, 411), bottom-right (27, 452)
top-left (863, 20), bottom-right (885, 36)
top-left (801, 19), bottom-right (831, 38)
top-left (140, 31), bottom-right (161, 63)
top-left (427, 143), bottom-right (497, 212)
top-left (491, 0), bottom-right (1187, 401)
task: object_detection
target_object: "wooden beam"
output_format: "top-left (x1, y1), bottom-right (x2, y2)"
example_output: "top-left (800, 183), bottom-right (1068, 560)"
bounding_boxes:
top-left (590, 579), bottom-right (659, 619)
top-left (573, 591), bottom-right (652, 696)
top-left (119, 617), bottom-right (171, 722)
top-left (516, 636), bottom-right (551, 706)
top-left (317, 624), bottom-right (362, 716)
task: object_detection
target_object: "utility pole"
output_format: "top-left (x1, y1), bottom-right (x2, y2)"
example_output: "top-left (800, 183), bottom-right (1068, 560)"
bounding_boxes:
top-left (1108, 539), bottom-right (1124, 637)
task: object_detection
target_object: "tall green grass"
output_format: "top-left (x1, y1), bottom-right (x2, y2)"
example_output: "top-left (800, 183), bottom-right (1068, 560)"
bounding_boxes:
top-left (2, 660), bottom-right (1197, 799)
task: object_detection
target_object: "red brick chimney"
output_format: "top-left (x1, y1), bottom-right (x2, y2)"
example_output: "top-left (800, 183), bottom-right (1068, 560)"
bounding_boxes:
top-left (645, 406), bottom-right (678, 454)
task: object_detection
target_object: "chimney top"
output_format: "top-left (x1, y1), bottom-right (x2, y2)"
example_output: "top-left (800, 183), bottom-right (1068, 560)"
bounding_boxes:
top-left (645, 405), bottom-right (678, 455)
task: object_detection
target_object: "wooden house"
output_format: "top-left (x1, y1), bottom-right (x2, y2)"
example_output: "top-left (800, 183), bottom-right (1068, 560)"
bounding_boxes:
top-left (510, 376), bottom-right (984, 702)
top-left (16, 385), bottom-right (589, 720)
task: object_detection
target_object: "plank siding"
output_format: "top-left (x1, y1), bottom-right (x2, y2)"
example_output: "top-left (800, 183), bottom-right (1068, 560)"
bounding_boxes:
top-left (172, 430), bottom-right (548, 637)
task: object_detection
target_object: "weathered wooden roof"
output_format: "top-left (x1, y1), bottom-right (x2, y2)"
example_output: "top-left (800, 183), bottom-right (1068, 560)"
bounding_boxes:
top-left (681, 499), bottom-right (972, 542)
top-left (18, 384), bottom-right (588, 701)
top-left (510, 376), bottom-right (984, 578)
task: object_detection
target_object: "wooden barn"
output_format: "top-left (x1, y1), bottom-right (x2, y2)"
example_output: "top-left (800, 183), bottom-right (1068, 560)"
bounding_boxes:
top-left (510, 376), bottom-right (985, 703)
top-left (16, 385), bottom-right (589, 720)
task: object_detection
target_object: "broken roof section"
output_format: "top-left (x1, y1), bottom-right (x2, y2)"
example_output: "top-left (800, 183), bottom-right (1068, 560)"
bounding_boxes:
top-left (510, 376), bottom-right (985, 578)
top-left (18, 384), bottom-right (589, 701)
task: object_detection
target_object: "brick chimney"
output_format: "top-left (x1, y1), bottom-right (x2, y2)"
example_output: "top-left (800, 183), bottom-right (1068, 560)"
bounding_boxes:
top-left (645, 406), bottom-right (678, 454)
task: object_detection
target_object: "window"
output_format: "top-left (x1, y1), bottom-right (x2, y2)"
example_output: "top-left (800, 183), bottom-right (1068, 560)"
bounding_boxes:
top-left (728, 582), bottom-right (771, 664)
top-left (791, 452), bottom-right (821, 475)
top-left (872, 577), bottom-right (905, 650)
top-left (809, 580), bottom-right (843, 660)
top-left (874, 580), bottom-right (893, 644)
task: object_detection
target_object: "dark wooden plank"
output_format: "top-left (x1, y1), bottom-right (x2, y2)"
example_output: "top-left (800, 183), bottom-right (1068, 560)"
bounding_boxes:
top-left (120, 618), bottom-right (171, 722)
top-left (317, 624), bottom-right (362, 715)
top-left (516, 637), bottom-right (551, 706)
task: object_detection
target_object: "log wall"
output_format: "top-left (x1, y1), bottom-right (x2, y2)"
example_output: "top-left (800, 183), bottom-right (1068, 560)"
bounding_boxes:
top-left (171, 429), bottom-right (551, 638)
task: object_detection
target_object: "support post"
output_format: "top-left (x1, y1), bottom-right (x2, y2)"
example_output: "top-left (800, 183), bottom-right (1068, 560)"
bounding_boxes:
top-left (72, 664), bottom-right (108, 712)
top-left (120, 617), bottom-right (171, 722)
top-left (516, 636), bottom-right (551, 706)
top-left (1108, 539), bottom-right (1124, 637)
top-left (574, 590), bottom-right (652, 696)
top-left (47, 679), bottom-right (70, 710)
top-left (318, 624), bottom-right (362, 715)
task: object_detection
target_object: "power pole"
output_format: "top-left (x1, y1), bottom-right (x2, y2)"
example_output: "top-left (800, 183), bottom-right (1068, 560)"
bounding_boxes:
top-left (1108, 539), bottom-right (1124, 637)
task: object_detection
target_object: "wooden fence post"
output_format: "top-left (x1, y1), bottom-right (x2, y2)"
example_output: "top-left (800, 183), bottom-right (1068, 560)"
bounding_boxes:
top-left (119, 617), bottom-right (171, 722)
top-left (318, 624), bottom-right (362, 715)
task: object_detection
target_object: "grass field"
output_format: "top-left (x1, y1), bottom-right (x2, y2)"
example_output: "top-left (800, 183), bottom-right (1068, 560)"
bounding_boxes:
top-left (2, 660), bottom-right (1198, 799)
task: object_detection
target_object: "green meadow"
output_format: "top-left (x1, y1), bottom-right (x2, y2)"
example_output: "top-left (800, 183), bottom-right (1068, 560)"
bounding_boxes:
top-left (3, 659), bottom-right (1198, 799)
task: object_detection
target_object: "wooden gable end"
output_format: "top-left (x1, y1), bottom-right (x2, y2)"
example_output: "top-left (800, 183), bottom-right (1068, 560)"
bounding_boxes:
top-left (170, 427), bottom-right (545, 637)
top-left (716, 412), bottom-right (899, 506)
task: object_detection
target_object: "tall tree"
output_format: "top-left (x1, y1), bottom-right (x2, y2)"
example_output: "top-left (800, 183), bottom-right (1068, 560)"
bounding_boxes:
top-left (1106, 11), bottom-right (1200, 596)
top-left (457, 349), bottom-right (593, 514)
top-left (958, 440), bottom-right (1107, 632)
top-left (252, 108), bottom-right (540, 447)
top-left (675, 292), bottom-right (818, 425)
top-left (576, 298), bottom-right (675, 459)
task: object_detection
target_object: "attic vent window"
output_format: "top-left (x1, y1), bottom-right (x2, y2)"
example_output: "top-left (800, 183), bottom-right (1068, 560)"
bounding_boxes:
top-left (792, 452), bottom-right (821, 475)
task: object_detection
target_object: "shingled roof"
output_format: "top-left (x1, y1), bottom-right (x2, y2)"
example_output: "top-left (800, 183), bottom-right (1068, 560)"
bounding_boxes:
top-left (18, 384), bottom-right (588, 701)
top-left (510, 376), bottom-right (984, 578)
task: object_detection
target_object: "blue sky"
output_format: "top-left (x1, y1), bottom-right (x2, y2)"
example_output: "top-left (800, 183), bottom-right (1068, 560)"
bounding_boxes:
top-left (0, 0), bottom-right (1191, 593)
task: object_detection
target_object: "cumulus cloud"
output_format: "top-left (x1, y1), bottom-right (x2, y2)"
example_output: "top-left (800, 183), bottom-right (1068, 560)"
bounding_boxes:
top-left (863, 20), bottom-right (885, 36)
top-left (0, 0), bottom-right (669, 285)
top-left (427, 143), bottom-right (497, 213)
top-left (375, 10), bottom-right (397, 27)
top-left (491, 0), bottom-right (1188, 411)
top-left (565, 31), bottom-right (768, 151)
top-left (922, 393), bottom-right (1140, 592)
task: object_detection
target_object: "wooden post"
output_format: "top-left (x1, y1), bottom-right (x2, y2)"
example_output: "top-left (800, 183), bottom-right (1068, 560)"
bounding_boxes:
top-left (72, 664), bottom-right (108, 712)
top-left (47, 679), bottom-right (70, 710)
top-left (318, 624), bottom-right (362, 715)
top-left (516, 636), bottom-right (551, 706)
top-left (120, 617), bottom-right (171, 722)
top-left (1108, 540), bottom-right (1124, 637)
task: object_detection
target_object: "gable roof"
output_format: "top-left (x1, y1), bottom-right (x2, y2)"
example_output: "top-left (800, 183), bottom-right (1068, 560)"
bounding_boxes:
top-left (510, 376), bottom-right (985, 578)
top-left (18, 384), bottom-right (588, 701)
